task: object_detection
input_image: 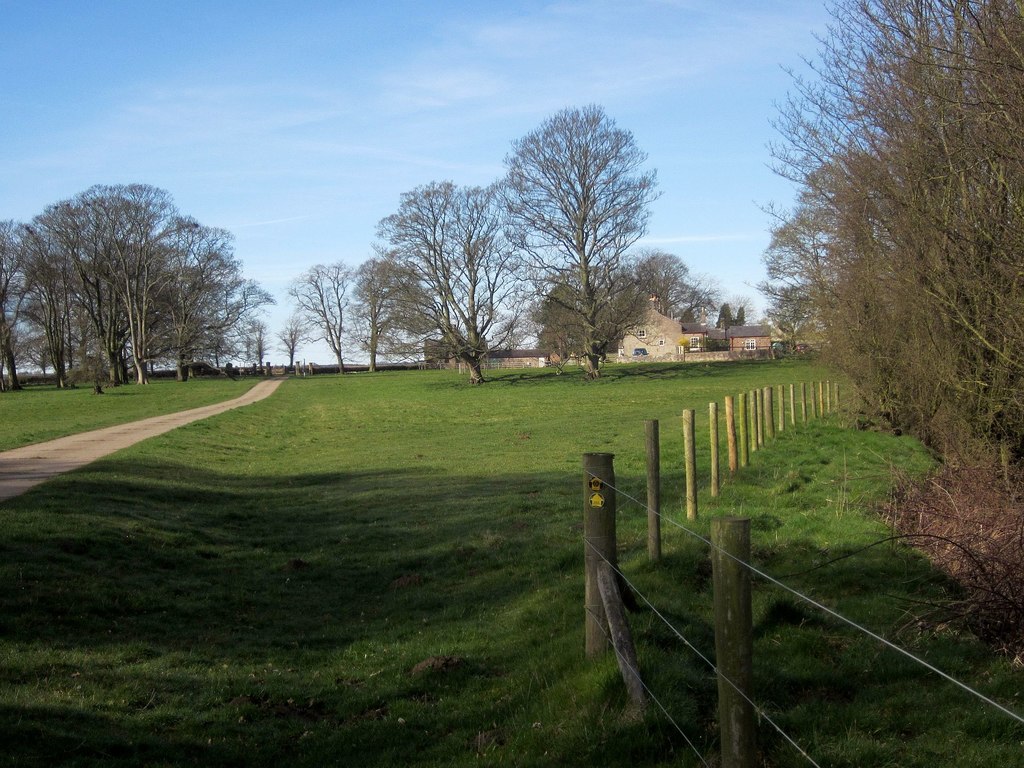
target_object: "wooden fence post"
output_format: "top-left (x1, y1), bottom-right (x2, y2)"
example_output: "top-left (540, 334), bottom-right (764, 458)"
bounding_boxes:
top-left (755, 389), bottom-right (764, 448)
top-left (584, 453), bottom-right (616, 659)
top-left (645, 420), bottom-right (661, 562)
top-left (777, 385), bottom-right (785, 433)
top-left (749, 390), bottom-right (759, 454)
top-left (763, 386), bottom-right (775, 442)
top-left (789, 383), bottom-right (796, 426)
top-left (818, 381), bottom-right (825, 417)
top-left (725, 396), bottom-right (738, 476)
top-left (710, 402), bottom-right (720, 497)
top-left (738, 393), bottom-right (749, 468)
top-left (800, 382), bottom-right (808, 423)
top-left (825, 379), bottom-right (832, 413)
top-left (712, 517), bottom-right (756, 768)
top-left (683, 410), bottom-right (698, 520)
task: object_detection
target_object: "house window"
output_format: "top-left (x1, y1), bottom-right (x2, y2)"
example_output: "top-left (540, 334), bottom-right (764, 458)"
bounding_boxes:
top-left (637, 329), bottom-right (647, 339)
top-left (689, 336), bottom-right (702, 350)
top-left (658, 338), bottom-right (665, 346)
top-left (743, 339), bottom-right (757, 351)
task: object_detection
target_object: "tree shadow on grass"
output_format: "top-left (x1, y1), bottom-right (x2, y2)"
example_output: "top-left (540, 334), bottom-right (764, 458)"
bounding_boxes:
top-left (1, 457), bottom-right (576, 653)
top-left (0, 456), bottom-right (599, 764)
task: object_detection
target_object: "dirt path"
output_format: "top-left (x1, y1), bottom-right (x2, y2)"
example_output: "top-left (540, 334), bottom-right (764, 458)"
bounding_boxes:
top-left (0, 378), bottom-right (285, 503)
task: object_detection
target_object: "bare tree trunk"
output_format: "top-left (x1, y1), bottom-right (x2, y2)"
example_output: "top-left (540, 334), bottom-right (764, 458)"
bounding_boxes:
top-left (583, 339), bottom-right (603, 379)
top-left (1, 341), bottom-right (19, 391)
top-left (467, 357), bottom-right (484, 384)
top-left (368, 325), bottom-right (378, 373)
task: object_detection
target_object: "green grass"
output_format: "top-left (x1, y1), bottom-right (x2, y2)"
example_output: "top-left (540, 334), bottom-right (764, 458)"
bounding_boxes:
top-left (1, 360), bottom-right (1021, 766)
top-left (0, 377), bottom-right (262, 451)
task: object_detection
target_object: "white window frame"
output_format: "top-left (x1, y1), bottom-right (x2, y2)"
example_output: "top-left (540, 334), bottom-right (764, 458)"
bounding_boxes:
top-left (637, 328), bottom-right (647, 339)
top-left (743, 338), bottom-right (757, 351)
top-left (689, 336), bottom-right (702, 350)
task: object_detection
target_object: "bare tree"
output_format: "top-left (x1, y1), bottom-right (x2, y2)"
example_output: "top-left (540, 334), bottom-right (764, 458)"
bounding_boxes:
top-left (378, 181), bottom-right (524, 384)
top-left (161, 222), bottom-right (273, 381)
top-left (634, 248), bottom-right (719, 321)
top-left (771, 0), bottom-right (1024, 460)
top-left (82, 185), bottom-right (185, 384)
top-left (34, 196), bottom-right (131, 385)
top-left (204, 278), bottom-right (275, 369)
top-left (349, 251), bottom-right (403, 373)
top-left (504, 105), bottom-right (659, 378)
top-left (276, 312), bottom-right (306, 368)
top-left (243, 319), bottom-right (269, 369)
top-left (0, 221), bottom-right (26, 391)
top-left (21, 224), bottom-right (74, 388)
top-left (289, 262), bottom-right (352, 371)
top-left (11, 185), bottom-right (270, 385)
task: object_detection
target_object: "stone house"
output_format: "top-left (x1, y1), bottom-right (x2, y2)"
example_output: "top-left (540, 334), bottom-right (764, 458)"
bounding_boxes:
top-left (618, 308), bottom-right (685, 359)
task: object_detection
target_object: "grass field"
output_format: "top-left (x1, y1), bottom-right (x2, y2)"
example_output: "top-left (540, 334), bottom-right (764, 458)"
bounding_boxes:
top-left (0, 377), bottom-right (261, 451)
top-left (1, 360), bottom-right (1022, 766)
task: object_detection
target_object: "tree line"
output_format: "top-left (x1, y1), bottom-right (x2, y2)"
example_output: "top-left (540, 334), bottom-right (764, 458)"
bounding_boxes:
top-left (290, 104), bottom-right (723, 384)
top-left (0, 184), bottom-right (272, 389)
top-left (1, 105), bottom-right (734, 390)
top-left (761, 0), bottom-right (1024, 465)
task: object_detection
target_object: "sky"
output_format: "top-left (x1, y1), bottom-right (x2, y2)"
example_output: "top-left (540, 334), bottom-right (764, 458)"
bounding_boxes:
top-left (0, 0), bottom-right (831, 364)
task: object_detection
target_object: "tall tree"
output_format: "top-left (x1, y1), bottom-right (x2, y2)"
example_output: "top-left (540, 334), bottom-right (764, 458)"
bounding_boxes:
top-left (85, 184), bottom-right (184, 384)
top-left (34, 196), bottom-right (130, 385)
top-left (162, 222), bottom-right (272, 381)
top-left (378, 181), bottom-right (523, 384)
top-left (289, 262), bottom-right (352, 372)
top-left (276, 312), bottom-right (306, 368)
top-left (634, 248), bottom-right (719, 321)
top-left (531, 286), bottom-right (585, 374)
top-left (349, 252), bottom-right (402, 373)
top-left (204, 278), bottom-right (275, 368)
top-left (715, 303), bottom-right (733, 331)
top-left (504, 105), bottom-right (659, 378)
top-left (21, 223), bottom-right (74, 388)
top-left (0, 221), bottom-right (26, 391)
top-left (243, 319), bottom-right (269, 368)
top-left (771, 0), bottom-right (1024, 459)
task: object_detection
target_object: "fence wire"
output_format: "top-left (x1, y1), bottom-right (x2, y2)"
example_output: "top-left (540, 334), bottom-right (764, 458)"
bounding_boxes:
top-left (593, 472), bottom-right (1024, 729)
top-left (585, 602), bottom-right (711, 768)
top-left (585, 538), bottom-right (822, 768)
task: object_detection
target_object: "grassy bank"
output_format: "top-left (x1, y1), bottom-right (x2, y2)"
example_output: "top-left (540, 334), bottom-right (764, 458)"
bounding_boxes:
top-left (1, 361), bottom-right (1020, 766)
top-left (0, 377), bottom-right (262, 452)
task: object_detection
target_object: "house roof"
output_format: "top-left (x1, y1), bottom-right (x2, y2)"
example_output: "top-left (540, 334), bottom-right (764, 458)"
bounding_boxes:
top-left (727, 325), bottom-right (771, 338)
top-left (487, 348), bottom-right (546, 359)
top-left (679, 324), bottom-right (771, 339)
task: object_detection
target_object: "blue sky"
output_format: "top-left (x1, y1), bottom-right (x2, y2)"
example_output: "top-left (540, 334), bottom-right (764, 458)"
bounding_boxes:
top-left (1, 1), bottom-right (830, 363)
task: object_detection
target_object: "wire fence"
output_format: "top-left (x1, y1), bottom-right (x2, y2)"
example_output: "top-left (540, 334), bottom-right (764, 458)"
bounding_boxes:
top-left (579, 380), bottom-right (1024, 765)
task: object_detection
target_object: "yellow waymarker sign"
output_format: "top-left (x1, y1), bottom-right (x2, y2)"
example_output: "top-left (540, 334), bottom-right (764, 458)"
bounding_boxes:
top-left (589, 477), bottom-right (603, 491)
top-left (590, 492), bottom-right (605, 508)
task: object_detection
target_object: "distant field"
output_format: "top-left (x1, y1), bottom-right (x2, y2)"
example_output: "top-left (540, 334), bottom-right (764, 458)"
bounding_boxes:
top-left (1, 361), bottom-right (1021, 767)
top-left (0, 377), bottom-right (261, 451)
